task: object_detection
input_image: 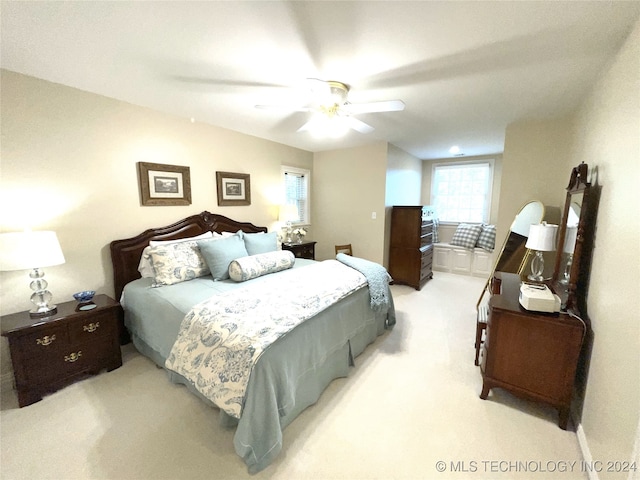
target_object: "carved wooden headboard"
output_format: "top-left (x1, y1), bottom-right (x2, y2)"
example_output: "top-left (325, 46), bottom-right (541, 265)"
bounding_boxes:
top-left (109, 211), bottom-right (267, 300)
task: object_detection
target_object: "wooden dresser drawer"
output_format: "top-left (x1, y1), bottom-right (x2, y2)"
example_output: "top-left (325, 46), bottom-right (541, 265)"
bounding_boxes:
top-left (420, 232), bottom-right (433, 248)
top-left (421, 222), bottom-right (433, 236)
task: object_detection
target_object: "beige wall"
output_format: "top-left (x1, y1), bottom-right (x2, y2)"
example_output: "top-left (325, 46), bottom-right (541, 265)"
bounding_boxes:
top-left (312, 142), bottom-right (389, 264)
top-left (566, 19), bottom-right (640, 477)
top-left (384, 144), bottom-right (422, 266)
top-left (0, 70), bottom-right (312, 381)
top-left (500, 118), bottom-right (570, 235)
top-left (498, 120), bottom-right (570, 277)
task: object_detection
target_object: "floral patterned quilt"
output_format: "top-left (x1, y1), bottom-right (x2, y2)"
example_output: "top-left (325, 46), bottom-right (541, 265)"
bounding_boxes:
top-left (165, 260), bottom-right (367, 419)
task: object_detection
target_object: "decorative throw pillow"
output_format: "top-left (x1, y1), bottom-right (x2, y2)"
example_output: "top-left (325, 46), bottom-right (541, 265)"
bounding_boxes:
top-left (148, 240), bottom-right (210, 287)
top-left (243, 231), bottom-right (277, 256)
top-left (476, 224), bottom-right (496, 252)
top-left (228, 250), bottom-right (295, 282)
top-left (138, 231), bottom-right (213, 278)
top-left (450, 223), bottom-right (483, 249)
top-left (198, 234), bottom-right (249, 281)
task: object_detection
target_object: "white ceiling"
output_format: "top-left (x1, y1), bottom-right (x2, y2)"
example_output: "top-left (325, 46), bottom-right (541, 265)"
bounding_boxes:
top-left (2, 1), bottom-right (639, 160)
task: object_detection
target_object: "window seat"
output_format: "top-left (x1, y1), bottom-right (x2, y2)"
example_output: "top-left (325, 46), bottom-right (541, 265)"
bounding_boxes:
top-left (433, 243), bottom-right (494, 277)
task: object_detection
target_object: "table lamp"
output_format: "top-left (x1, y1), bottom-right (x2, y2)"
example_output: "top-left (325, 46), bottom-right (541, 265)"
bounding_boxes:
top-left (278, 204), bottom-right (298, 243)
top-left (559, 225), bottom-right (578, 285)
top-left (0, 231), bottom-right (66, 317)
top-left (525, 222), bottom-right (558, 282)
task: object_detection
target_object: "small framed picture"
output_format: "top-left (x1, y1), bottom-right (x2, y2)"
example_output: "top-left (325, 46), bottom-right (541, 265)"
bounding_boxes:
top-left (137, 162), bottom-right (191, 206)
top-left (216, 171), bottom-right (251, 206)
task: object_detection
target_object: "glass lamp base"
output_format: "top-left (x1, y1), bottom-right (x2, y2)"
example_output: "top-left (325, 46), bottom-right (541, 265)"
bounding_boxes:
top-left (30, 305), bottom-right (57, 318)
top-left (528, 251), bottom-right (545, 283)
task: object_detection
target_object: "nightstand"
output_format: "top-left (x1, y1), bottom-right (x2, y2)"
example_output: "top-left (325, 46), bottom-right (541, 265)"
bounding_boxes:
top-left (282, 241), bottom-right (316, 260)
top-left (1, 294), bottom-right (123, 407)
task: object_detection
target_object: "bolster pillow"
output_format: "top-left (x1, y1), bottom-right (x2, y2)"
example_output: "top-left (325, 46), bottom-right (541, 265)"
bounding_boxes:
top-left (228, 250), bottom-right (295, 282)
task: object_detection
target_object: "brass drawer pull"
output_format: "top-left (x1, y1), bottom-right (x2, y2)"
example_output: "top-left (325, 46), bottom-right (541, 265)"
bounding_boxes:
top-left (36, 335), bottom-right (56, 346)
top-left (64, 351), bottom-right (82, 363)
top-left (83, 322), bottom-right (100, 333)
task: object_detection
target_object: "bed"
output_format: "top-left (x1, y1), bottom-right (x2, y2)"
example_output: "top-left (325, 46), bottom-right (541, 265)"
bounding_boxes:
top-left (110, 211), bottom-right (395, 473)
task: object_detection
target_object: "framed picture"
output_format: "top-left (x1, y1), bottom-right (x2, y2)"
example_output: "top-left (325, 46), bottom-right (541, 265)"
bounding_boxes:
top-left (216, 171), bottom-right (251, 206)
top-left (137, 162), bottom-right (191, 206)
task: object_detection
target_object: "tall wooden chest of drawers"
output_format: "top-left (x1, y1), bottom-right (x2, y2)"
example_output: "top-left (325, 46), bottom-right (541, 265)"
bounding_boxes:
top-left (388, 206), bottom-right (434, 290)
top-left (1, 294), bottom-right (123, 407)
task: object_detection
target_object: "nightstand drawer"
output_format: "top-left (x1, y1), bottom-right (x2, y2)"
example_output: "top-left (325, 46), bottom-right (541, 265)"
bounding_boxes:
top-left (69, 310), bottom-right (116, 343)
top-left (14, 324), bottom-right (69, 359)
top-left (21, 337), bottom-right (115, 386)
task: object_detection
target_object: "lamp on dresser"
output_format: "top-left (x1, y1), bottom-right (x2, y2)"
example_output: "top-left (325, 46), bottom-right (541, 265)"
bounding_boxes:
top-left (525, 222), bottom-right (557, 282)
top-left (0, 231), bottom-right (66, 317)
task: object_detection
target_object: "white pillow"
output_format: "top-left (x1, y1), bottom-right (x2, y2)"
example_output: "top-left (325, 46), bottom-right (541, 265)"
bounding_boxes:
top-left (138, 231), bottom-right (213, 278)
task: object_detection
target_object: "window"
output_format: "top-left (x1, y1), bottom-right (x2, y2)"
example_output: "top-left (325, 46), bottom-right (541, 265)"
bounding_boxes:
top-left (430, 161), bottom-right (493, 223)
top-left (281, 166), bottom-right (310, 225)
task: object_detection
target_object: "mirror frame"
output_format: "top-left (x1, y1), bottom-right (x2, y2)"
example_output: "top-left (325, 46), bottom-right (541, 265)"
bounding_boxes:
top-left (552, 163), bottom-right (591, 313)
top-left (477, 200), bottom-right (544, 309)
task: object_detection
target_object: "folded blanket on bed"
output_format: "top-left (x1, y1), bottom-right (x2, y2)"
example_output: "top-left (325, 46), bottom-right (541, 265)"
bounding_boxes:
top-left (336, 253), bottom-right (392, 316)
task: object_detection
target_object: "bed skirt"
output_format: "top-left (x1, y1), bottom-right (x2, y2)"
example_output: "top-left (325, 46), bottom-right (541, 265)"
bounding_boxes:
top-left (128, 286), bottom-right (393, 473)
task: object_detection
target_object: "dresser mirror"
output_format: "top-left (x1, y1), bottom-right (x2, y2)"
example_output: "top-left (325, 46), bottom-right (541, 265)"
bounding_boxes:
top-left (477, 200), bottom-right (544, 308)
top-left (552, 163), bottom-right (592, 313)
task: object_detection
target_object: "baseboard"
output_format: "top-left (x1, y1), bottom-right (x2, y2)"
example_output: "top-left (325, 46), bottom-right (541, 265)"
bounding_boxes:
top-left (576, 417), bottom-right (600, 480)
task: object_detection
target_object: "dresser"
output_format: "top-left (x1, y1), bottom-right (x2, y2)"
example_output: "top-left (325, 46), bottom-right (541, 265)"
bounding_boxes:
top-left (1, 294), bottom-right (123, 407)
top-left (479, 272), bottom-right (586, 429)
top-left (282, 240), bottom-right (316, 260)
top-left (388, 206), bottom-right (434, 290)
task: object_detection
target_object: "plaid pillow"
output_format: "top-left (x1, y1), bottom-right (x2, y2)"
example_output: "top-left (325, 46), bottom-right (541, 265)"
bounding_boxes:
top-left (432, 218), bottom-right (440, 243)
top-left (450, 223), bottom-right (483, 249)
top-left (476, 224), bottom-right (496, 252)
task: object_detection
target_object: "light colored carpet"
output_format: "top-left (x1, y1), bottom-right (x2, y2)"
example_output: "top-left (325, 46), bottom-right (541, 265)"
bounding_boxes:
top-left (0, 272), bottom-right (586, 479)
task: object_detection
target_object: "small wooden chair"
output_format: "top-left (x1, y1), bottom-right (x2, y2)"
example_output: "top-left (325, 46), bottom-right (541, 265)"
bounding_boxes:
top-left (335, 244), bottom-right (353, 256)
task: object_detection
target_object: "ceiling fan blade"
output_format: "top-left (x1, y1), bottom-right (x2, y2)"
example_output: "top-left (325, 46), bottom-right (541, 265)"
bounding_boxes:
top-left (171, 76), bottom-right (288, 89)
top-left (345, 117), bottom-right (375, 134)
top-left (297, 119), bottom-right (315, 132)
top-left (297, 115), bottom-right (374, 136)
top-left (343, 100), bottom-right (405, 114)
top-left (255, 104), bottom-right (311, 113)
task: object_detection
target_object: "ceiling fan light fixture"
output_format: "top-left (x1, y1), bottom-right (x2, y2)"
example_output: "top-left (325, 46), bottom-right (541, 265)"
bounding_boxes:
top-left (299, 113), bottom-right (350, 139)
top-left (325, 81), bottom-right (349, 106)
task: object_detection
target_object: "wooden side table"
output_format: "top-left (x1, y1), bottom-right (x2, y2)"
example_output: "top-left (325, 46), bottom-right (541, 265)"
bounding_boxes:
top-left (1, 294), bottom-right (123, 407)
top-left (282, 241), bottom-right (316, 260)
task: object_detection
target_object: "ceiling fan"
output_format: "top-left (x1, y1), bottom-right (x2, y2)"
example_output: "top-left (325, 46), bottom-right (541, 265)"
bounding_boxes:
top-left (255, 78), bottom-right (405, 136)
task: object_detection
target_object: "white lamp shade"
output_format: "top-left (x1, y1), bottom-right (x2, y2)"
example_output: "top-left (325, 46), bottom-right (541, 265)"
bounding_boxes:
top-left (0, 231), bottom-right (66, 271)
top-left (278, 204), bottom-right (299, 223)
top-left (525, 223), bottom-right (558, 252)
top-left (563, 226), bottom-right (578, 254)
